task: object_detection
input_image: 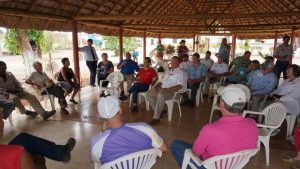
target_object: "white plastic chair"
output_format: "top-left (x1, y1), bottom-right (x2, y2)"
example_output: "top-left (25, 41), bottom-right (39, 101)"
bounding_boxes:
top-left (98, 72), bottom-right (124, 96)
top-left (165, 89), bottom-right (187, 121)
top-left (33, 87), bottom-right (55, 111)
top-left (94, 148), bottom-right (162, 169)
top-left (181, 148), bottom-right (258, 169)
top-left (185, 83), bottom-right (204, 107)
top-left (242, 102), bottom-right (287, 166)
top-left (208, 76), bottom-right (226, 97)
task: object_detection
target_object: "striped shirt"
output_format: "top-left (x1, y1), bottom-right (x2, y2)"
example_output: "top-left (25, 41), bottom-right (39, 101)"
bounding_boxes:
top-left (90, 122), bottom-right (163, 164)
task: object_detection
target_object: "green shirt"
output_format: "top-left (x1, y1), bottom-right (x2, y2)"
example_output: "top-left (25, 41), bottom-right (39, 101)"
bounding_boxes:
top-left (229, 56), bottom-right (250, 73)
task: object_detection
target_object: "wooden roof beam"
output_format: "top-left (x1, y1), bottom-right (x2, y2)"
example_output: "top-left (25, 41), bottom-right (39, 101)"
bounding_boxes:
top-left (0, 7), bottom-right (70, 22)
top-left (74, 12), bottom-right (300, 21)
top-left (122, 23), bottom-right (300, 29)
top-left (75, 0), bottom-right (91, 15)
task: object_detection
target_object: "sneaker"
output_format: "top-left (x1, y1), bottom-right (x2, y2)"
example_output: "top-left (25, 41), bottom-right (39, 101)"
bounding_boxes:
top-left (63, 138), bottom-right (76, 162)
top-left (149, 119), bottom-right (160, 125)
top-left (131, 106), bottom-right (138, 112)
top-left (90, 84), bottom-right (96, 87)
top-left (24, 110), bottom-right (38, 117)
top-left (61, 108), bottom-right (69, 114)
top-left (287, 135), bottom-right (295, 145)
top-left (42, 110), bottom-right (56, 120)
top-left (69, 99), bottom-right (78, 104)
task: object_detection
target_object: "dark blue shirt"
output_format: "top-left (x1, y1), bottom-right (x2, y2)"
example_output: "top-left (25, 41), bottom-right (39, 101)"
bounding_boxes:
top-left (119, 59), bottom-right (139, 74)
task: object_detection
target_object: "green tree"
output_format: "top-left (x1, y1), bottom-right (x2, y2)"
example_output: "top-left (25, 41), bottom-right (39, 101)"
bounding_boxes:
top-left (4, 29), bottom-right (49, 56)
top-left (103, 36), bottom-right (141, 56)
top-left (4, 29), bottom-right (20, 55)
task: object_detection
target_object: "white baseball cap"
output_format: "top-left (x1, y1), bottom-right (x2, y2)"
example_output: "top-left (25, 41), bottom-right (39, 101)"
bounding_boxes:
top-left (97, 95), bottom-right (120, 119)
top-left (220, 85), bottom-right (247, 108)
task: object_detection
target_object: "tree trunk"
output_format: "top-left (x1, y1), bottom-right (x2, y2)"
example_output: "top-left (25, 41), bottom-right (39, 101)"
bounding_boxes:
top-left (16, 29), bottom-right (37, 78)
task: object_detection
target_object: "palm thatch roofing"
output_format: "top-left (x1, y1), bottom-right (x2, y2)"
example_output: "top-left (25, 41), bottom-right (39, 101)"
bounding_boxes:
top-left (0, 0), bottom-right (300, 39)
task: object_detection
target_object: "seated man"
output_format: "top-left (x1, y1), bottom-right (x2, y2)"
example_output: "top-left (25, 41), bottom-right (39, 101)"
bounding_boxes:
top-left (125, 57), bottom-right (158, 112)
top-left (0, 90), bottom-right (16, 119)
top-left (170, 85), bottom-right (258, 169)
top-left (146, 56), bottom-right (187, 125)
top-left (226, 51), bottom-right (251, 84)
top-left (244, 60), bottom-right (260, 85)
top-left (248, 60), bottom-right (278, 111)
top-left (57, 58), bottom-right (80, 104)
top-left (179, 54), bottom-right (192, 72)
top-left (181, 53), bottom-right (207, 106)
top-left (97, 53), bottom-right (114, 97)
top-left (200, 51), bottom-right (214, 70)
top-left (0, 110), bottom-right (76, 169)
top-left (25, 62), bottom-right (68, 110)
top-left (117, 52), bottom-right (140, 100)
top-left (204, 55), bottom-right (228, 96)
top-left (0, 61), bottom-right (55, 120)
top-left (90, 96), bottom-right (167, 164)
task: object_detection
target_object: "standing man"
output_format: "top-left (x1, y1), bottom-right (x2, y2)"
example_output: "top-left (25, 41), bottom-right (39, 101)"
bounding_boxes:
top-left (79, 39), bottom-right (98, 87)
top-left (274, 35), bottom-right (293, 79)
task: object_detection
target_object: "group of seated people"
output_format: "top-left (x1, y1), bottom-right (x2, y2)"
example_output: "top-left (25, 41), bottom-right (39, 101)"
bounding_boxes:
top-left (0, 57), bottom-right (81, 122)
top-left (1, 39), bottom-right (300, 168)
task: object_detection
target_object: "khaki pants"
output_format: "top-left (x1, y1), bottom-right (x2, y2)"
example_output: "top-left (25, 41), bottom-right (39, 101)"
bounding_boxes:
top-left (9, 91), bottom-right (45, 115)
top-left (251, 94), bottom-right (265, 111)
top-left (146, 88), bottom-right (174, 119)
top-left (120, 74), bottom-right (134, 93)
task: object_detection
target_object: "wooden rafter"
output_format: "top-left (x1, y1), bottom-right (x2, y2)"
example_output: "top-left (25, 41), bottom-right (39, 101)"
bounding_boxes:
top-left (0, 7), bottom-right (69, 22)
top-left (55, 0), bottom-right (68, 15)
top-left (92, 0), bottom-right (110, 15)
top-left (75, 0), bottom-right (90, 15)
top-left (208, 0), bottom-right (236, 27)
top-left (74, 11), bottom-right (300, 21)
top-left (28, 0), bottom-right (39, 11)
top-left (183, 0), bottom-right (199, 14)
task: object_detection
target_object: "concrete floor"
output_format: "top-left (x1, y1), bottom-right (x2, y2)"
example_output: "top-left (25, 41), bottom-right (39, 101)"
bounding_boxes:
top-left (0, 86), bottom-right (296, 169)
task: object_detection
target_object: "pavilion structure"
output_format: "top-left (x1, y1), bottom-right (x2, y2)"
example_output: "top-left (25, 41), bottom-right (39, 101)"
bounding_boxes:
top-left (0, 0), bottom-right (300, 83)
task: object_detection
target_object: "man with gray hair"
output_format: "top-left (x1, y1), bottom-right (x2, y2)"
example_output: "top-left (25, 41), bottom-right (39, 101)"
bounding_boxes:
top-left (90, 95), bottom-right (167, 164)
top-left (170, 85), bottom-right (258, 168)
top-left (25, 61), bottom-right (67, 111)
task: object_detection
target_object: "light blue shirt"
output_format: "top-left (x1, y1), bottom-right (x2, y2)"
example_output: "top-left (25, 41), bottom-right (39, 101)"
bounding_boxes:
top-left (248, 69), bottom-right (278, 95)
top-left (188, 63), bottom-right (207, 80)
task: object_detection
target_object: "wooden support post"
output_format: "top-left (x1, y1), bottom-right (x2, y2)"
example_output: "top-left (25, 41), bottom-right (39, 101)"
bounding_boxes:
top-left (290, 29), bottom-right (295, 63)
top-left (158, 33), bottom-right (161, 41)
top-left (273, 32), bottom-right (278, 55)
top-left (231, 34), bottom-right (236, 59)
top-left (193, 35), bottom-right (195, 52)
top-left (207, 38), bottom-right (210, 51)
top-left (119, 28), bottom-right (123, 62)
top-left (72, 21), bottom-right (80, 84)
top-left (196, 35), bottom-right (199, 53)
top-left (143, 31), bottom-right (146, 60)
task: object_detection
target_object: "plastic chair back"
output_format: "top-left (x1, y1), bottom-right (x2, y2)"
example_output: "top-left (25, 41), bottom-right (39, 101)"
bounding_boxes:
top-left (263, 102), bottom-right (287, 127)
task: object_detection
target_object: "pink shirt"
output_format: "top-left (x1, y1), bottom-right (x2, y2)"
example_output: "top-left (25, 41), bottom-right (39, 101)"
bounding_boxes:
top-left (192, 115), bottom-right (258, 160)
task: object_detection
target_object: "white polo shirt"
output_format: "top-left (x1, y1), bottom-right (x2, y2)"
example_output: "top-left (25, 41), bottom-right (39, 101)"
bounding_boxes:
top-left (210, 62), bottom-right (229, 74)
top-left (28, 72), bottom-right (49, 87)
top-left (274, 44), bottom-right (293, 61)
top-left (274, 77), bottom-right (300, 116)
top-left (200, 59), bottom-right (214, 69)
top-left (161, 67), bottom-right (187, 91)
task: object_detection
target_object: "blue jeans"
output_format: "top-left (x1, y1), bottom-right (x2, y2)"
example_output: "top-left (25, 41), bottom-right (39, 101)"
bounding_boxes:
top-left (170, 140), bottom-right (206, 169)
top-left (128, 83), bottom-right (149, 104)
top-left (0, 100), bottom-right (16, 119)
top-left (275, 60), bottom-right (289, 79)
top-left (8, 133), bottom-right (67, 161)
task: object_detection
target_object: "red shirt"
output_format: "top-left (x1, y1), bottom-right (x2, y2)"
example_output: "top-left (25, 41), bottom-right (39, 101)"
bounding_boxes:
top-left (0, 145), bottom-right (24, 169)
top-left (138, 68), bottom-right (157, 85)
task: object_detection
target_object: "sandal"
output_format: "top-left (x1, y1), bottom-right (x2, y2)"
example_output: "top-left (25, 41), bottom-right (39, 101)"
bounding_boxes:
top-left (69, 99), bottom-right (78, 104)
top-left (283, 157), bottom-right (300, 164)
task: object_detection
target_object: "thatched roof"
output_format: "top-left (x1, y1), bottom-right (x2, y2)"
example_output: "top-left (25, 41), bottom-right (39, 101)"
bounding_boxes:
top-left (0, 0), bottom-right (300, 39)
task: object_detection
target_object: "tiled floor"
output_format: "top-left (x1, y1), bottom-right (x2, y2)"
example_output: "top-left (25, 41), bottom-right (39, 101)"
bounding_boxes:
top-left (0, 86), bottom-right (296, 169)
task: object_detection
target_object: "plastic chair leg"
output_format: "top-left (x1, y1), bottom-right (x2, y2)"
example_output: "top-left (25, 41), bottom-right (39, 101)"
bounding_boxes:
top-left (209, 108), bottom-right (215, 123)
top-left (49, 95), bottom-right (55, 110)
top-left (166, 101), bottom-right (173, 121)
top-left (177, 101), bottom-right (182, 117)
top-left (259, 136), bottom-right (270, 166)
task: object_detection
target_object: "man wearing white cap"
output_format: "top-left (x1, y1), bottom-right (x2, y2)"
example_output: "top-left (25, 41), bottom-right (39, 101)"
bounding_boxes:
top-left (248, 59), bottom-right (278, 111)
top-left (90, 95), bottom-right (167, 164)
top-left (170, 85), bottom-right (258, 169)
